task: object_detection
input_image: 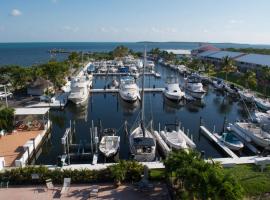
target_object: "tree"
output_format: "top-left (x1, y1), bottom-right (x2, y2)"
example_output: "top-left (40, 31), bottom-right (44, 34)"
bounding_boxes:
top-left (112, 46), bottom-right (129, 58)
top-left (259, 66), bottom-right (270, 96)
top-left (243, 70), bottom-right (257, 89)
top-left (204, 61), bottom-right (215, 77)
top-left (0, 107), bottom-right (15, 132)
top-left (164, 150), bottom-right (244, 200)
top-left (221, 56), bottom-right (237, 81)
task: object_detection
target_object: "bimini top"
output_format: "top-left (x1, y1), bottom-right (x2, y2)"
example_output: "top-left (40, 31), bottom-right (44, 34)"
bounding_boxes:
top-left (15, 107), bottom-right (50, 116)
top-left (133, 137), bottom-right (155, 147)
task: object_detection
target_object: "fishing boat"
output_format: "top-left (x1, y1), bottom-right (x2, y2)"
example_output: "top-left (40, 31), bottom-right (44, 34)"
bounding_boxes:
top-left (119, 76), bottom-right (140, 102)
top-left (233, 122), bottom-right (270, 147)
top-left (184, 75), bottom-right (206, 99)
top-left (164, 76), bottom-right (185, 101)
top-left (253, 97), bottom-right (270, 111)
top-left (160, 129), bottom-right (187, 150)
top-left (213, 132), bottom-right (244, 151)
top-left (68, 74), bottom-right (92, 105)
top-left (99, 128), bottom-right (120, 158)
top-left (129, 48), bottom-right (156, 162)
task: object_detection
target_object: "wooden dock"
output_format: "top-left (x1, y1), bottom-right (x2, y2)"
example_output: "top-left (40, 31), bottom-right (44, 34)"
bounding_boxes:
top-left (200, 126), bottom-right (239, 159)
top-left (90, 88), bottom-right (164, 93)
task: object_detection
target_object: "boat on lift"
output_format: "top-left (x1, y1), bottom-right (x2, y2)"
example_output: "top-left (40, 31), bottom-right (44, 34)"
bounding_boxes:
top-left (160, 129), bottom-right (188, 150)
top-left (99, 128), bottom-right (120, 158)
top-left (119, 76), bottom-right (140, 102)
top-left (164, 76), bottom-right (185, 101)
top-left (129, 48), bottom-right (156, 162)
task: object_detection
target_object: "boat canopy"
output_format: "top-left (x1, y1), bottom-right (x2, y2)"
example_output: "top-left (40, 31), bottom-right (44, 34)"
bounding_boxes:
top-left (133, 137), bottom-right (155, 147)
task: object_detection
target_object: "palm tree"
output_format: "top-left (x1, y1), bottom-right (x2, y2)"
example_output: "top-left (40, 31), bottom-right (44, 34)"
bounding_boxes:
top-left (221, 56), bottom-right (237, 82)
top-left (259, 66), bottom-right (270, 96)
top-left (0, 107), bottom-right (15, 132)
top-left (204, 61), bottom-right (215, 77)
top-left (243, 70), bottom-right (257, 89)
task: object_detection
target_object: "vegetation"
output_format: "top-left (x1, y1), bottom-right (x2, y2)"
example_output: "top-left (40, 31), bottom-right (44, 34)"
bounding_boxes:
top-left (0, 107), bottom-right (15, 132)
top-left (221, 56), bottom-right (237, 81)
top-left (225, 47), bottom-right (270, 55)
top-left (164, 150), bottom-right (244, 200)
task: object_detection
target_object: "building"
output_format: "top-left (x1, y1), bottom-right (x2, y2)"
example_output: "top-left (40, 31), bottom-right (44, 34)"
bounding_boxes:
top-left (235, 53), bottom-right (270, 71)
top-left (27, 77), bottom-right (54, 96)
top-left (191, 44), bottom-right (220, 56)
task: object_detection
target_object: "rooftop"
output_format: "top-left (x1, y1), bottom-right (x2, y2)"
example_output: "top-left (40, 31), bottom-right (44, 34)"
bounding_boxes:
top-left (197, 50), bottom-right (220, 57)
top-left (235, 53), bottom-right (270, 67)
top-left (164, 49), bottom-right (191, 55)
top-left (207, 51), bottom-right (245, 59)
top-left (15, 107), bottom-right (50, 116)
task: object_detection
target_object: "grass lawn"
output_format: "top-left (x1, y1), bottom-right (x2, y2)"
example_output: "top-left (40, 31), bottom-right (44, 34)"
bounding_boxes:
top-left (223, 165), bottom-right (270, 197)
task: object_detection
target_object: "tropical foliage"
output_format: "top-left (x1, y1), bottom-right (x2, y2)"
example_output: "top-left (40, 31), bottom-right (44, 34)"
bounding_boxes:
top-left (221, 56), bottom-right (237, 81)
top-left (164, 150), bottom-right (244, 200)
top-left (0, 107), bottom-right (15, 132)
top-left (225, 47), bottom-right (270, 56)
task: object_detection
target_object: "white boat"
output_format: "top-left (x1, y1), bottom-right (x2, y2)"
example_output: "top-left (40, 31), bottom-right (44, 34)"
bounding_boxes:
top-left (155, 72), bottom-right (161, 78)
top-left (184, 75), bottom-right (206, 99)
top-left (99, 129), bottom-right (120, 158)
top-left (177, 65), bottom-right (187, 74)
top-left (160, 130), bottom-right (187, 149)
top-left (147, 61), bottom-right (155, 69)
top-left (238, 89), bottom-right (255, 102)
top-left (119, 76), bottom-right (140, 102)
top-left (253, 111), bottom-right (270, 129)
top-left (109, 79), bottom-right (119, 89)
top-left (233, 122), bottom-right (270, 147)
top-left (68, 74), bottom-right (92, 105)
top-left (213, 132), bottom-right (244, 151)
top-left (224, 83), bottom-right (238, 94)
top-left (164, 76), bottom-right (185, 101)
top-left (253, 97), bottom-right (270, 111)
top-left (212, 78), bottom-right (225, 90)
top-left (129, 48), bottom-right (156, 162)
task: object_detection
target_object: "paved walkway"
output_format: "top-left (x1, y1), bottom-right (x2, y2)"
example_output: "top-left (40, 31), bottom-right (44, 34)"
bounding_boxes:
top-left (0, 183), bottom-right (168, 200)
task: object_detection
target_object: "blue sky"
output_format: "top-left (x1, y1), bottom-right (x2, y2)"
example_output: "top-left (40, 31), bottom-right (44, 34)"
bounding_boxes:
top-left (0, 0), bottom-right (270, 44)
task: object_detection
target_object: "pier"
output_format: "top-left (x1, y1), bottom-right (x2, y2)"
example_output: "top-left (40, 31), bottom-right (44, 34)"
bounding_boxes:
top-left (93, 72), bottom-right (158, 77)
top-left (200, 126), bottom-right (239, 159)
top-left (90, 88), bottom-right (164, 93)
top-left (152, 131), bottom-right (171, 156)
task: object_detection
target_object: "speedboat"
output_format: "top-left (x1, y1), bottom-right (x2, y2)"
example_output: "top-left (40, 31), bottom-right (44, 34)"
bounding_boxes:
top-left (253, 97), bottom-right (270, 111)
top-left (213, 132), bottom-right (244, 151)
top-left (99, 128), bottom-right (120, 158)
top-left (87, 64), bottom-right (95, 74)
top-left (238, 89), bottom-right (255, 102)
top-left (68, 74), bottom-right (92, 105)
top-left (147, 61), bottom-right (155, 69)
top-left (164, 76), bottom-right (185, 101)
top-left (119, 76), bottom-right (140, 102)
top-left (212, 78), bottom-right (225, 90)
top-left (109, 79), bottom-right (119, 89)
top-left (129, 48), bottom-right (156, 162)
top-left (160, 130), bottom-right (187, 150)
top-left (184, 75), bottom-right (206, 99)
top-left (233, 122), bottom-right (270, 147)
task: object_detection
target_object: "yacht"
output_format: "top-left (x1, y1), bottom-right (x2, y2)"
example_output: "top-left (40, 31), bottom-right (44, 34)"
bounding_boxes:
top-left (233, 122), bottom-right (270, 147)
top-left (68, 74), bottom-right (92, 105)
top-left (119, 76), bottom-right (140, 102)
top-left (253, 97), bottom-right (270, 111)
top-left (129, 48), bottom-right (156, 162)
top-left (184, 75), bottom-right (206, 99)
top-left (99, 128), bottom-right (120, 158)
top-left (213, 132), bottom-right (244, 151)
top-left (164, 76), bottom-right (185, 101)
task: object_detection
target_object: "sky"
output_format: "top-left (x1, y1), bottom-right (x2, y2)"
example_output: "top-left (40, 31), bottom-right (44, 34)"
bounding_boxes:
top-left (0, 0), bottom-right (270, 44)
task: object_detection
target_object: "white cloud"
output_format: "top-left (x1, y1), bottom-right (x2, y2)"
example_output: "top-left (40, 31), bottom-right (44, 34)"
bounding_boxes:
top-left (229, 19), bottom-right (244, 24)
top-left (63, 26), bottom-right (79, 33)
top-left (10, 9), bottom-right (22, 17)
top-left (150, 27), bottom-right (178, 34)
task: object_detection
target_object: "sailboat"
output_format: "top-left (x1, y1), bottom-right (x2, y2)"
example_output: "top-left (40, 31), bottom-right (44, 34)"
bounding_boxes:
top-left (129, 48), bottom-right (156, 162)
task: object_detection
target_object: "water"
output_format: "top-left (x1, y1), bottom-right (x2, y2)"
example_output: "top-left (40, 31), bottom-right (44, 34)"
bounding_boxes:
top-left (1, 42), bottom-right (270, 66)
top-left (36, 63), bottom-right (250, 165)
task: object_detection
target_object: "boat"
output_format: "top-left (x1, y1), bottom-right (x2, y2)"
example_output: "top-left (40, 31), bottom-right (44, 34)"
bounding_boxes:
top-left (109, 79), bottom-right (119, 89)
top-left (253, 111), bottom-right (270, 130)
top-left (87, 64), bottom-right (95, 74)
top-left (164, 76), bottom-right (185, 101)
top-left (253, 97), bottom-right (270, 111)
top-left (184, 75), bottom-right (206, 99)
top-left (129, 48), bottom-right (156, 162)
top-left (147, 61), bottom-right (155, 69)
top-left (160, 129), bottom-right (188, 150)
top-left (212, 78), bottom-right (225, 90)
top-left (119, 76), bottom-right (140, 102)
top-left (224, 83), bottom-right (238, 95)
top-left (213, 132), bottom-right (244, 151)
top-left (238, 89), bottom-right (255, 102)
top-left (99, 128), bottom-right (120, 158)
top-left (68, 74), bottom-right (92, 105)
top-left (233, 122), bottom-right (270, 147)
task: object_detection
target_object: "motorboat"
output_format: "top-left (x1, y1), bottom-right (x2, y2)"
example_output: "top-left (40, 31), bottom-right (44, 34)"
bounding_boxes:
top-left (99, 128), bottom-right (120, 158)
top-left (160, 129), bottom-right (188, 150)
top-left (213, 132), bottom-right (244, 151)
top-left (253, 111), bottom-right (270, 130)
top-left (129, 48), bottom-right (156, 162)
top-left (147, 61), bottom-right (155, 69)
top-left (68, 74), bottom-right (92, 105)
top-left (224, 83), bottom-right (238, 95)
top-left (212, 78), bottom-right (225, 90)
top-left (119, 76), bottom-right (140, 102)
top-left (233, 122), bottom-right (270, 147)
top-left (253, 97), bottom-right (270, 111)
top-left (87, 64), bottom-right (95, 74)
top-left (184, 75), bottom-right (206, 99)
top-left (109, 79), bottom-right (119, 89)
top-left (238, 89), bottom-right (255, 102)
top-left (164, 76), bottom-right (185, 101)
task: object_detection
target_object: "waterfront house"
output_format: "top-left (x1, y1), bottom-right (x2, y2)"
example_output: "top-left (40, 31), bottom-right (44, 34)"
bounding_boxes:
top-left (27, 77), bottom-right (54, 96)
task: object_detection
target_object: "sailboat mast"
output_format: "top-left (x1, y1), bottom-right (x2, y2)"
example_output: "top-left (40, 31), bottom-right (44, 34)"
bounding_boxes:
top-left (141, 47), bottom-right (146, 123)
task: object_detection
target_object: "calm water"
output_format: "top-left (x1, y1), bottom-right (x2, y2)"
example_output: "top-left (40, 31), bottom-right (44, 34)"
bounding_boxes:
top-left (1, 42), bottom-right (270, 66)
top-left (36, 63), bottom-right (250, 165)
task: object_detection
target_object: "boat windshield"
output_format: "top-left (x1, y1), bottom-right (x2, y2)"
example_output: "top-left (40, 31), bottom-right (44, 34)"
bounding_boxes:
top-left (121, 76), bottom-right (135, 84)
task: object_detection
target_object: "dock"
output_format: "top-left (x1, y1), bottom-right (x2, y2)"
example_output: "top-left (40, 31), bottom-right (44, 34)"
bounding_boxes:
top-left (90, 88), bottom-right (164, 93)
top-left (93, 72), bottom-right (158, 77)
top-left (152, 131), bottom-right (171, 156)
top-left (200, 126), bottom-right (239, 159)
